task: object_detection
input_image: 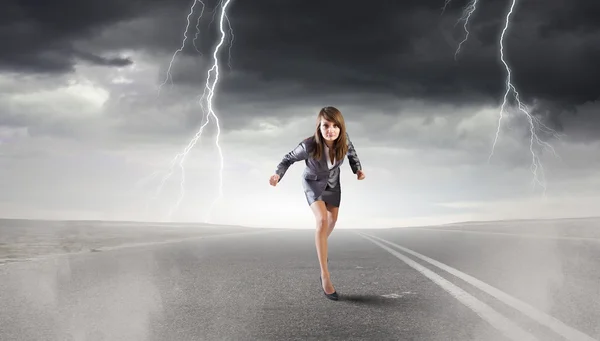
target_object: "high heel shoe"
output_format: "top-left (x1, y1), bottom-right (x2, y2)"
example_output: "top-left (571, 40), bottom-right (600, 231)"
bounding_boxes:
top-left (319, 276), bottom-right (338, 301)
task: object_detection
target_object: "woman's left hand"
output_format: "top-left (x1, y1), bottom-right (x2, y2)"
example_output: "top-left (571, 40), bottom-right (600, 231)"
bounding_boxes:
top-left (356, 170), bottom-right (365, 180)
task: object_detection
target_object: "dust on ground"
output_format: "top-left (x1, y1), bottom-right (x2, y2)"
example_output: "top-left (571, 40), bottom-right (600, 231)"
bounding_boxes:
top-left (0, 219), bottom-right (257, 264)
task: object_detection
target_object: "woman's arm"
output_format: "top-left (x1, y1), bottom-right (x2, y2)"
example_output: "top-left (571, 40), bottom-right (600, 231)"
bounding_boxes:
top-left (274, 140), bottom-right (309, 182)
top-left (346, 132), bottom-right (362, 175)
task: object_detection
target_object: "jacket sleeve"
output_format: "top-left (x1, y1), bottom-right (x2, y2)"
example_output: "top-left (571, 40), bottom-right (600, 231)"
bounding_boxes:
top-left (346, 132), bottom-right (362, 174)
top-left (275, 141), bottom-right (309, 181)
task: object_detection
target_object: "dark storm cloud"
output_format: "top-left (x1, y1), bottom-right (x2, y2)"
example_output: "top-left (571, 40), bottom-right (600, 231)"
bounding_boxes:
top-left (4, 0), bottom-right (598, 103)
top-left (0, 0), bottom-right (180, 73)
top-left (73, 51), bottom-right (133, 67)
top-left (219, 0), bottom-right (600, 105)
top-left (2, 0), bottom-right (599, 134)
top-left (145, 0), bottom-right (600, 123)
top-left (204, 0), bottom-right (599, 136)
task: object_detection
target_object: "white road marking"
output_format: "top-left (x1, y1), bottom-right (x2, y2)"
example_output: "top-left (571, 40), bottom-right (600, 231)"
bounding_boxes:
top-left (358, 232), bottom-right (598, 341)
top-left (381, 292), bottom-right (417, 299)
top-left (358, 232), bottom-right (538, 341)
top-left (400, 227), bottom-right (600, 243)
top-left (381, 293), bottom-right (403, 299)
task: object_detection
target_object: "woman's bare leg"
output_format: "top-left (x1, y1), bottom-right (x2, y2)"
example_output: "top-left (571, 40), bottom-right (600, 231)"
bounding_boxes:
top-left (325, 203), bottom-right (339, 238)
top-left (310, 200), bottom-right (335, 294)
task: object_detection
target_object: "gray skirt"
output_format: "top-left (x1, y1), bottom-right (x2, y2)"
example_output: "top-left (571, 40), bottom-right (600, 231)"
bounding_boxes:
top-left (303, 169), bottom-right (341, 207)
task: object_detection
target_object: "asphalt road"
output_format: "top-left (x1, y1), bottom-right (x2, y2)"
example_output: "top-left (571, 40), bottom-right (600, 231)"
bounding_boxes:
top-left (1, 220), bottom-right (599, 340)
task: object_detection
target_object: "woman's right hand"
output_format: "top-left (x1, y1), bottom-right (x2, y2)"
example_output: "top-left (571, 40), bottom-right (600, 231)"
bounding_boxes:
top-left (269, 174), bottom-right (280, 186)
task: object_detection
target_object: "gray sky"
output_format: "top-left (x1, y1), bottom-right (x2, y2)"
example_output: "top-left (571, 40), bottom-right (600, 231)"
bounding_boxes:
top-left (1, 0), bottom-right (599, 228)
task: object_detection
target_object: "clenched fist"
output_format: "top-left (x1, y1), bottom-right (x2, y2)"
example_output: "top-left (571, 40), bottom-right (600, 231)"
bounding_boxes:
top-left (269, 174), bottom-right (280, 186)
top-left (356, 170), bottom-right (365, 180)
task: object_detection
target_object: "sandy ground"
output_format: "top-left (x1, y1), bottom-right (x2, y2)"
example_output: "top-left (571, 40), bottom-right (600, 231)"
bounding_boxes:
top-left (435, 216), bottom-right (600, 238)
top-left (2, 216), bottom-right (599, 265)
top-left (0, 219), bottom-right (257, 264)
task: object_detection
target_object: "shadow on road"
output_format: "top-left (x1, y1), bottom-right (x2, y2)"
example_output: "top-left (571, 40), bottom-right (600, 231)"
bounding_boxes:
top-left (339, 294), bottom-right (399, 305)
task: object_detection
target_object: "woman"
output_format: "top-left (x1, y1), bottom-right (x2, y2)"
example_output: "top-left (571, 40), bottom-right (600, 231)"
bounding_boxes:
top-left (269, 106), bottom-right (365, 301)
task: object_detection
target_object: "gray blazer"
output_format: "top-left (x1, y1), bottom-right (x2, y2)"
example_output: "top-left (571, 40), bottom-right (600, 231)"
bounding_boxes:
top-left (275, 132), bottom-right (362, 199)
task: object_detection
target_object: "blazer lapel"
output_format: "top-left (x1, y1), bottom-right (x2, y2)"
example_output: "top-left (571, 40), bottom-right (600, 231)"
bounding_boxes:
top-left (322, 147), bottom-right (343, 170)
top-left (320, 148), bottom-right (328, 171)
top-left (316, 144), bottom-right (326, 170)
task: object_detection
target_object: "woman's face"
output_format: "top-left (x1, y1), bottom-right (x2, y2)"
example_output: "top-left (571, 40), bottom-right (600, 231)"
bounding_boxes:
top-left (320, 118), bottom-right (340, 142)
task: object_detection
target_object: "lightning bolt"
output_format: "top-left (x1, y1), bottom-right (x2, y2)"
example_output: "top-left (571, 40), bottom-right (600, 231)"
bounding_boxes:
top-left (453, 0), bottom-right (478, 61)
top-left (445, 0), bottom-right (561, 196)
top-left (441, 0), bottom-right (453, 14)
top-left (157, 0), bottom-right (205, 95)
top-left (148, 0), bottom-right (233, 222)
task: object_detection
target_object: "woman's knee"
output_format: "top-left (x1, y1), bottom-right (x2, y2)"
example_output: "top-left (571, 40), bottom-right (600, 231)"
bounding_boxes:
top-left (328, 217), bottom-right (337, 228)
top-left (316, 217), bottom-right (328, 231)
top-left (310, 201), bottom-right (328, 230)
top-left (326, 204), bottom-right (339, 227)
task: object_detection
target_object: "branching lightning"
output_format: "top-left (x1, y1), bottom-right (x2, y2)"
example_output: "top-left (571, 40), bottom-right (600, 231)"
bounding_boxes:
top-left (445, 0), bottom-right (561, 196)
top-left (158, 0), bottom-right (205, 95)
top-left (441, 0), bottom-right (453, 14)
top-left (453, 0), bottom-right (478, 61)
top-left (149, 0), bottom-right (233, 222)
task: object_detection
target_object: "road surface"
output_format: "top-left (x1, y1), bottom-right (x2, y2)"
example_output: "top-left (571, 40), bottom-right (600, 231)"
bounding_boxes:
top-left (1, 219), bottom-right (599, 340)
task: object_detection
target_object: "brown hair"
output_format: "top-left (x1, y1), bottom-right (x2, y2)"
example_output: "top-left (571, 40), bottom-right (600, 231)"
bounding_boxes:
top-left (311, 106), bottom-right (348, 162)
